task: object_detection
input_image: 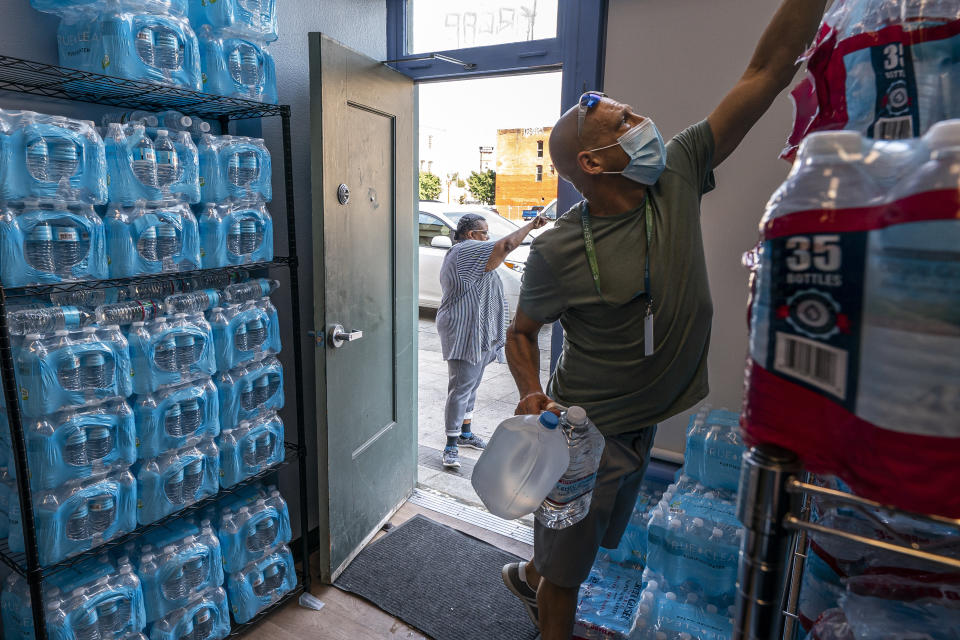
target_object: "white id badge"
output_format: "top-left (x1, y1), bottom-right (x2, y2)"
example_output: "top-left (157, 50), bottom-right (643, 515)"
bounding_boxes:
top-left (644, 311), bottom-right (654, 356)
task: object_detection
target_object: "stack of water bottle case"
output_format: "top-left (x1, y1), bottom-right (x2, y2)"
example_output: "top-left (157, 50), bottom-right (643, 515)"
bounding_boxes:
top-left (33, 0), bottom-right (278, 104)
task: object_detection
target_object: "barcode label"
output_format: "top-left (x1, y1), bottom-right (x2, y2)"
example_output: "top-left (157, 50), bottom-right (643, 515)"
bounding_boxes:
top-left (875, 116), bottom-right (913, 140)
top-left (774, 332), bottom-right (848, 399)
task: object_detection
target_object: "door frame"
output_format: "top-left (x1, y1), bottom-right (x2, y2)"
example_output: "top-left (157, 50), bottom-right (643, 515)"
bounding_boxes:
top-left (309, 32), bottom-right (417, 582)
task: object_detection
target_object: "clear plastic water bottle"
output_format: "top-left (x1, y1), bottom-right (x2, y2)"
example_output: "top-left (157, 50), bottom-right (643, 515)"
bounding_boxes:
top-left (153, 27), bottom-right (183, 74)
top-left (53, 225), bottom-right (81, 272)
top-left (136, 25), bottom-right (155, 67)
top-left (240, 381), bottom-right (255, 411)
top-left (8, 305), bottom-right (92, 335)
top-left (246, 317), bottom-right (266, 349)
top-left (72, 606), bottom-right (100, 640)
top-left (253, 374), bottom-right (271, 407)
top-left (155, 130), bottom-right (181, 188)
top-left (137, 225), bottom-right (159, 262)
top-left (26, 223), bottom-right (56, 272)
top-left (179, 619), bottom-right (195, 640)
top-left (103, 111), bottom-right (158, 128)
top-left (184, 554), bottom-right (207, 590)
top-left (227, 221), bottom-right (242, 256)
top-left (194, 607), bottom-right (213, 640)
top-left (165, 468), bottom-right (184, 504)
top-left (85, 425), bottom-right (113, 462)
top-left (162, 564), bottom-right (186, 601)
top-left (81, 352), bottom-right (108, 390)
top-left (472, 412), bottom-right (570, 520)
top-left (132, 131), bottom-right (158, 188)
top-left (66, 502), bottom-right (90, 540)
top-left (89, 495), bottom-right (115, 534)
top-left (165, 289), bottom-right (220, 314)
top-left (49, 138), bottom-right (80, 183)
top-left (156, 224), bottom-right (179, 261)
top-left (182, 458), bottom-right (203, 500)
top-left (250, 517), bottom-right (276, 551)
top-left (179, 397), bottom-right (201, 435)
top-left (65, 428), bottom-right (89, 467)
top-left (255, 431), bottom-right (272, 464)
top-left (239, 218), bottom-right (258, 254)
top-left (96, 299), bottom-right (161, 325)
top-left (250, 571), bottom-right (266, 598)
top-left (223, 278), bottom-right (280, 303)
top-left (536, 406), bottom-right (606, 529)
top-left (262, 563), bottom-right (282, 591)
top-left (59, 350), bottom-right (83, 391)
top-left (155, 334), bottom-right (178, 372)
top-left (266, 373), bottom-right (280, 400)
top-left (164, 402), bottom-right (183, 437)
top-left (156, 110), bottom-right (192, 131)
top-left (234, 323), bottom-right (249, 352)
top-left (26, 137), bottom-right (49, 181)
top-left (242, 436), bottom-right (257, 466)
top-left (95, 597), bottom-right (121, 637)
top-left (175, 333), bottom-right (197, 368)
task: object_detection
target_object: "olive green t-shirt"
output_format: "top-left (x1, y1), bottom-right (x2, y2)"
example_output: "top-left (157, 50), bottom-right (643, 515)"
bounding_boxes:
top-left (518, 119), bottom-right (716, 436)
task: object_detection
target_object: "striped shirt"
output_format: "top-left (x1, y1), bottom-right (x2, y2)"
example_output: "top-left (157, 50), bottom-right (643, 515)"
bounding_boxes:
top-left (436, 239), bottom-right (508, 364)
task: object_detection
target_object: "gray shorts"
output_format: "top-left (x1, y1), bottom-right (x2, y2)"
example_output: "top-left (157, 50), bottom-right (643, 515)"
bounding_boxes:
top-left (533, 425), bottom-right (657, 589)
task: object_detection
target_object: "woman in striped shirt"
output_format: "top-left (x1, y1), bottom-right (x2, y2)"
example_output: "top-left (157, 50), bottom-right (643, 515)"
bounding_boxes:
top-left (436, 213), bottom-right (548, 468)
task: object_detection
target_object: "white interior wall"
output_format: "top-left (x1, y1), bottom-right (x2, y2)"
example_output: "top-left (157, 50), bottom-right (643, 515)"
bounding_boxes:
top-left (604, 0), bottom-right (795, 455)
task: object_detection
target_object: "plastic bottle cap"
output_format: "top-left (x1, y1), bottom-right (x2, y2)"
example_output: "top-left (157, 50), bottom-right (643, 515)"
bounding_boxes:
top-left (692, 517), bottom-right (704, 528)
top-left (538, 412), bottom-right (559, 430)
top-left (925, 119), bottom-right (960, 150)
top-left (686, 593), bottom-right (698, 603)
top-left (565, 406), bottom-right (587, 426)
top-left (665, 591), bottom-right (677, 601)
top-left (647, 580), bottom-right (659, 591)
top-left (798, 130), bottom-right (863, 160)
top-left (712, 527), bottom-right (724, 538)
top-left (157, 129), bottom-right (168, 136)
top-left (707, 604), bottom-right (718, 614)
top-left (668, 518), bottom-right (681, 529)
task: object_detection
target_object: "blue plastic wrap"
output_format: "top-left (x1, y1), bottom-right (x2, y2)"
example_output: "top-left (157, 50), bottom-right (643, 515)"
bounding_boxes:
top-left (198, 200), bottom-right (274, 267)
top-left (16, 326), bottom-right (133, 418)
top-left (634, 576), bottom-right (735, 640)
top-left (10, 400), bottom-right (136, 492)
top-left (136, 520), bottom-right (224, 622)
top-left (188, 0), bottom-right (278, 42)
top-left (217, 410), bottom-right (284, 488)
top-left (0, 200), bottom-right (107, 287)
top-left (146, 127), bottom-right (200, 204)
top-left (7, 469), bottom-right (137, 566)
top-left (149, 587), bottom-right (231, 640)
top-left (134, 377), bottom-right (220, 460)
top-left (682, 406), bottom-right (744, 492)
top-left (216, 356), bottom-right (283, 431)
top-left (128, 313), bottom-right (215, 394)
top-left (105, 200), bottom-right (201, 277)
top-left (843, 573), bottom-right (960, 640)
top-left (198, 29), bottom-right (278, 104)
top-left (57, 10), bottom-right (201, 89)
top-left (103, 123), bottom-right (161, 205)
top-left (572, 560), bottom-right (646, 640)
top-left (598, 482), bottom-right (665, 571)
top-left (0, 111), bottom-right (107, 203)
top-left (209, 299), bottom-right (281, 372)
top-left (32, 0), bottom-right (188, 16)
top-left (225, 545), bottom-right (295, 624)
top-left (217, 486), bottom-right (291, 573)
top-left (198, 135), bottom-right (272, 203)
top-left (45, 557), bottom-right (147, 640)
top-left (135, 437), bottom-right (219, 525)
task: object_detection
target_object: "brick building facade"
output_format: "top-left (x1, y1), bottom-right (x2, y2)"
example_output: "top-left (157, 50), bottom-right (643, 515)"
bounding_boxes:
top-left (494, 126), bottom-right (558, 221)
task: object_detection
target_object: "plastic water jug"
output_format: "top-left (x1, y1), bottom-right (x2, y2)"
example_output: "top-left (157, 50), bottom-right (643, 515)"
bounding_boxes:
top-left (471, 412), bottom-right (569, 520)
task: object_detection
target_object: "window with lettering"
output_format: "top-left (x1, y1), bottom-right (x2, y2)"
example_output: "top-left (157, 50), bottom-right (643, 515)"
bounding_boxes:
top-left (406, 0), bottom-right (558, 54)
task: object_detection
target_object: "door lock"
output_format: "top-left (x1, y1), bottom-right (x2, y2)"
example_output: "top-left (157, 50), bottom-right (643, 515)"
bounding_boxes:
top-left (337, 183), bottom-right (350, 205)
top-left (328, 324), bottom-right (363, 348)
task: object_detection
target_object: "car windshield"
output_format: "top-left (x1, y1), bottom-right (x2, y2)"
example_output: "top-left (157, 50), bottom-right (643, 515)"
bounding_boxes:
top-left (445, 211), bottom-right (529, 243)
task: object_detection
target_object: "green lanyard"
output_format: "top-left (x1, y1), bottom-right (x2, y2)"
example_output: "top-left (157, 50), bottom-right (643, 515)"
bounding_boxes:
top-left (581, 195), bottom-right (656, 355)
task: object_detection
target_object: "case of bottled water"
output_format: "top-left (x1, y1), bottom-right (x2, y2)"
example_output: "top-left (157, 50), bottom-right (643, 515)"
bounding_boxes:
top-left (198, 200), bottom-right (274, 267)
top-left (216, 356), bottom-right (283, 431)
top-left (745, 123), bottom-right (960, 517)
top-left (225, 544), bottom-right (295, 623)
top-left (217, 410), bottom-right (284, 488)
top-left (105, 200), bottom-right (200, 277)
top-left (197, 135), bottom-right (272, 203)
top-left (198, 28), bottom-right (278, 104)
top-left (682, 406), bottom-right (743, 492)
top-left (0, 200), bottom-right (108, 287)
top-left (597, 482), bottom-right (665, 571)
top-left (843, 574), bottom-right (960, 639)
top-left (145, 128), bottom-right (200, 204)
top-left (633, 578), bottom-right (735, 640)
top-left (11, 400), bottom-right (137, 492)
top-left (32, 0), bottom-right (188, 17)
top-left (16, 325), bottom-right (133, 418)
top-left (0, 111), bottom-right (108, 203)
top-left (209, 299), bottom-right (281, 372)
top-left (104, 124), bottom-right (179, 205)
top-left (188, 0), bottom-right (278, 43)
top-left (128, 313), bottom-right (215, 394)
top-left (135, 437), bottom-right (219, 525)
top-left (7, 469), bottom-right (137, 566)
top-left (148, 587), bottom-right (231, 640)
top-left (133, 378), bottom-right (220, 459)
top-left (136, 521), bottom-right (225, 622)
top-left (216, 485), bottom-right (291, 573)
top-left (571, 560), bottom-right (646, 640)
top-left (57, 10), bottom-right (202, 90)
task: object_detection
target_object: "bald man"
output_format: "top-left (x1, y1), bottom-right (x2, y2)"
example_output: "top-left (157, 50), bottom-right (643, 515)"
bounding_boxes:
top-left (500, 1), bottom-right (829, 638)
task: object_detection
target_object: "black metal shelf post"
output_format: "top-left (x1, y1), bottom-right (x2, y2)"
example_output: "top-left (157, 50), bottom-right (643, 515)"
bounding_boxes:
top-left (0, 56), bottom-right (312, 639)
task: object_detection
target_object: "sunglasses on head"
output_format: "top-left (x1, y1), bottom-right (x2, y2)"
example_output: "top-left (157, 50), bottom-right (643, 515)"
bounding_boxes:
top-left (577, 91), bottom-right (606, 138)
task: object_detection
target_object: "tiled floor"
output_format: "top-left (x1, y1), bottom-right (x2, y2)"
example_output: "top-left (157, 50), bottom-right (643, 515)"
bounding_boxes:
top-left (417, 309), bottom-right (552, 513)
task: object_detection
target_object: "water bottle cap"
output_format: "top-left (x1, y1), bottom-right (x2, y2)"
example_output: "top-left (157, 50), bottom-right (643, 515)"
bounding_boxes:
top-left (798, 130), bottom-right (863, 161)
top-left (706, 604), bottom-right (718, 614)
top-left (925, 119), bottom-right (960, 150)
top-left (679, 634), bottom-right (692, 640)
top-left (692, 517), bottom-right (704, 528)
top-left (538, 412), bottom-right (559, 430)
top-left (646, 579), bottom-right (659, 591)
top-left (712, 527), bottom-right (724, 538)
top-left (25, 333), bottom-right (41, 340)
top-left (157, 129), bottom-right (168, 136)
top-left (565, 406), bottom-right (587, 426)
top-left (668, 518), bottom-right (681, 529)
top-left (665, 591), bottom-right (677, 601)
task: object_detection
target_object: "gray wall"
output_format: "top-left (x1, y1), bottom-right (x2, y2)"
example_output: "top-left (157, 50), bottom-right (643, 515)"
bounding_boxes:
top-left (604, 0), bottom-right (794, 455)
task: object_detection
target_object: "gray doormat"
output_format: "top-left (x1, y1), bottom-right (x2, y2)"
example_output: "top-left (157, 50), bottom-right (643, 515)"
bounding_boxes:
top-left (334, 514), bottom-right (539, 640)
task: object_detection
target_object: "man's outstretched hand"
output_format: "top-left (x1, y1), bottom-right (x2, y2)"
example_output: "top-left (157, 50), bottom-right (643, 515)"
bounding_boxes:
top-left (516, 391), bottom-right (559, 416)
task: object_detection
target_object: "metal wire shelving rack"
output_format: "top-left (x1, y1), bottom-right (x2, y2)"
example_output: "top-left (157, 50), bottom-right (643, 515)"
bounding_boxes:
top-left (0, 56), bottom-right (311, 639)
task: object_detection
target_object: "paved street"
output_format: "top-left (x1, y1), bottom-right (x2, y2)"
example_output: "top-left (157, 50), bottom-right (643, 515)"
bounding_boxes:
top-left (417, 309), bottom-right (552, 517)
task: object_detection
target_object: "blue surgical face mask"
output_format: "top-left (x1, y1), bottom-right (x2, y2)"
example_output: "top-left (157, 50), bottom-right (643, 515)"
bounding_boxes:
top-left (588, 118), bottom-right (666, 185)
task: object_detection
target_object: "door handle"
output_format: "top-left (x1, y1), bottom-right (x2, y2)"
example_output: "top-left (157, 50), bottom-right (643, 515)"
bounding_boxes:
top-left (328, 324), bottom-right (363, 348)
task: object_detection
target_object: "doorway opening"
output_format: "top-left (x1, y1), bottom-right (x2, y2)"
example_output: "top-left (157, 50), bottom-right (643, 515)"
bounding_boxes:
top-left (415, 71), bottom-right (560, 533)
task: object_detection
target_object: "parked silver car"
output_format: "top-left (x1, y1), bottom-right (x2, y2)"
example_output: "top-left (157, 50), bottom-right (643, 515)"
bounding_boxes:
top-left (418, 201), bottom-right (530, 316)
